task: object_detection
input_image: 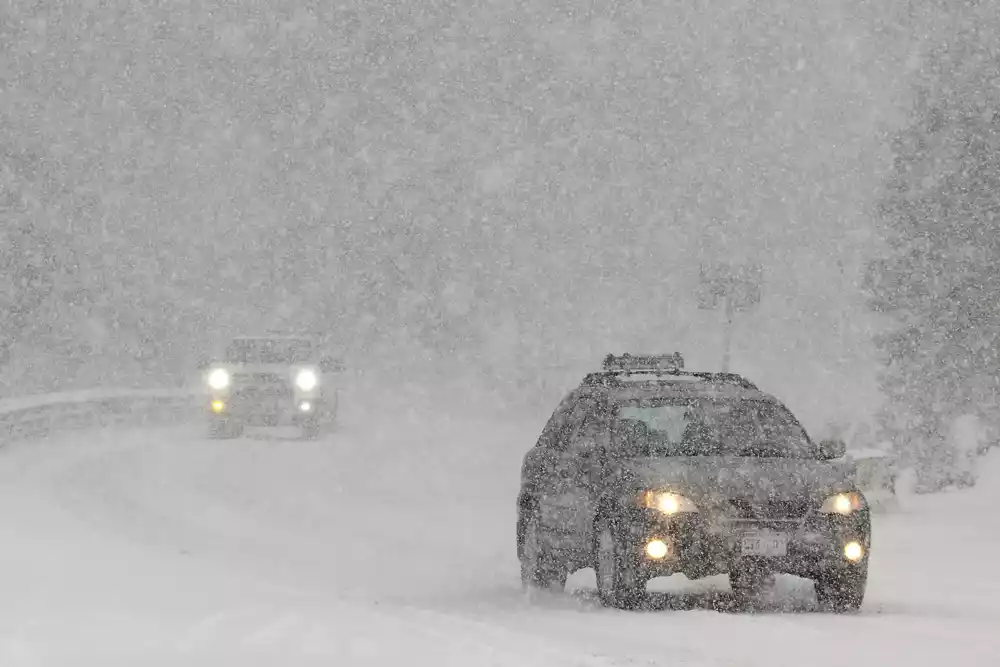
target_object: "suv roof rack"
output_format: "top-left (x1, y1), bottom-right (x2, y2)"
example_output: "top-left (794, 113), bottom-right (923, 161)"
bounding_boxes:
top-left (585, 355), bottom-right (759, 391)
top-left (602, 353), bottom-right (685, 371)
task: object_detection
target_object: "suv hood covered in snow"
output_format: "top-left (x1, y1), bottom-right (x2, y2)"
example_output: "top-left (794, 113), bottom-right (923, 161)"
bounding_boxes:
top-left (622, 456), bottom-right (855, 505)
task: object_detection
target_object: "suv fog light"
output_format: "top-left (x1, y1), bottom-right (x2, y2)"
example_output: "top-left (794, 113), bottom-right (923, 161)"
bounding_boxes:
top-left (843, 541), bottom-right (864, 562)
top-left (299, 401), bottom-right (312, 412)
top-left (645, 539), bottom-right (669, 560)
top-left (211, 400), bottom-right (225, 413)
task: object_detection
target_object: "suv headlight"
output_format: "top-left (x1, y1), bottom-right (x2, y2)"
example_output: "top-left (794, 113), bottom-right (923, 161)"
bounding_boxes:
top-left (295, 369), bottom-right (319, 391)
top-left (640, 491), bottom-right (699, 515)
top-left (207, 368), bottom-right (231, 390)
top-left (820, 492), bottom-right (866, 515)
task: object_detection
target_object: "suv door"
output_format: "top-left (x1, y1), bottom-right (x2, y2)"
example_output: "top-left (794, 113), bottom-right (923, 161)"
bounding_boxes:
top-left (532, 397), bottom-right (606, 558)
top-left (522, 398), bottom-right (592, 545)
top-left (560, 399), bottom-right (612, 556)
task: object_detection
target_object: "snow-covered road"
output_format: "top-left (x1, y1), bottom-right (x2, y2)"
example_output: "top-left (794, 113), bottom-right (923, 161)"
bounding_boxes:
top-left (1, 393), bottom-right (997, 666)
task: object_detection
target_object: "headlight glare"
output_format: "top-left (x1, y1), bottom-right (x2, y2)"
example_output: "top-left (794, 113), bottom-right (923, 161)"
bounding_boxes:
top-left (844, 540), bottom-right (865, 562)
top-left (295, 369), bottom-right (319, 391)
top-left (645, 539), bottom-right (670, 559)
top-left (640, 491), bottom-right (698, 515)
top-left (207, 368), bottom-right (231, 390)
top-left (820, 492), bottom-right (866, 515)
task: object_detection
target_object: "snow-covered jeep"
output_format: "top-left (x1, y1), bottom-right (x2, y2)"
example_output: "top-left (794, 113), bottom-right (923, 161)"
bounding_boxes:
top-left (200, 335), bottom-right (342, 439)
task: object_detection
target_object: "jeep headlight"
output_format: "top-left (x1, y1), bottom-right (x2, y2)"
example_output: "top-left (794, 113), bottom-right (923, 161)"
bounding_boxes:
top-left (820, 492), bottom-right (866, 515)
top-left (295, 369), bottom-right (318, 391)
top-left (207, 368), bottom-right (231, 390)
top-left (640, 491), bottom-right (698, 515)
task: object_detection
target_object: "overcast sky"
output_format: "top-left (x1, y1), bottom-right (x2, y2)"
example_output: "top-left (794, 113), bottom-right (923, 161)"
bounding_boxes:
top-left (4, 0), bottom-right (974, 431)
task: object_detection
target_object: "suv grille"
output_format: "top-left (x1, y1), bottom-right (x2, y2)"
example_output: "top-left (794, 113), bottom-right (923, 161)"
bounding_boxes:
top-left (729, 498), bottom-right (810, 520)
top-left (234, 372), bottom-right (286, 385)
top-left (231, 372), bottom-right (292, 399)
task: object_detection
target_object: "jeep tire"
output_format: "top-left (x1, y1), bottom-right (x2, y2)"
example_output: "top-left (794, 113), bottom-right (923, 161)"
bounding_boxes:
top-left (301, 417), bottom-right (321, 440)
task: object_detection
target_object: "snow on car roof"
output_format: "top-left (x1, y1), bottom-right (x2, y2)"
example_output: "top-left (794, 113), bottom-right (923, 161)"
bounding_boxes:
top-left (612, 373), bottom-right (705, 383)
top-left (584, 376), bottom-right (777, 403)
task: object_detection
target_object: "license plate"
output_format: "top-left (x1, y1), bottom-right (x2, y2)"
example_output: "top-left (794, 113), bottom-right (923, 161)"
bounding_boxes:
top-left (740, 532), bottom-right (789, 557)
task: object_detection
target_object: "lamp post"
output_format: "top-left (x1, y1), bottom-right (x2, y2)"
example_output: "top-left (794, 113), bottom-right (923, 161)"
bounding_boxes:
top-left (696, 262), bottom-right (762, 372)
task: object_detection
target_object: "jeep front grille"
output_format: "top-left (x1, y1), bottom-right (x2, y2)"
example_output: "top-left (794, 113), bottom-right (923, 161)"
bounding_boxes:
top-left (233, 372), bottom-right (286, 385)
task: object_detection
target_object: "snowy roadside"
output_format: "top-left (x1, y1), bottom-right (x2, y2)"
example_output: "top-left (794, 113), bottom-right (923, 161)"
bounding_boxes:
top-left (1, 392), bottom-right (998, 666)
top-left (0, 426), bottom-right (617, 667)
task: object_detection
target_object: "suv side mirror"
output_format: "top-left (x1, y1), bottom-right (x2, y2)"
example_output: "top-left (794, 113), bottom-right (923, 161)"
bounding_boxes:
top-left (320, 356), bottom-right (344, 372)
top-left (819, 438), bottom-right (847, 460)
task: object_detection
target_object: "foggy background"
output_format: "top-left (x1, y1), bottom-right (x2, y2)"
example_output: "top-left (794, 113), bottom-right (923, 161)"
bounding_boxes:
top-left (0, 1), bottom-right (987, 433)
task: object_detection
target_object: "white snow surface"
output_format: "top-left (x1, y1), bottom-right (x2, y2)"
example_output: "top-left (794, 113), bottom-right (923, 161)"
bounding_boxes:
top-left (1, 390), bottom-right (999, 666)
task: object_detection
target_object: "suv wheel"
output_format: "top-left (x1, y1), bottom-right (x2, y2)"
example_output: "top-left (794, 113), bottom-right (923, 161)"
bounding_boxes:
top-left (729, 565), bottom-right (772, 607)
top-left (815, 567), bottom-right (867, 613)
top-left (594, 515), bottom-right (645, 609)
top-left (520, 512), bottom-right (567, 592)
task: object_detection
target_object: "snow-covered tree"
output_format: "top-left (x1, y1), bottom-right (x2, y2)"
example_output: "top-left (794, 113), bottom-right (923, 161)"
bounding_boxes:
top-left (866, 16), bottom-right (1000, 489)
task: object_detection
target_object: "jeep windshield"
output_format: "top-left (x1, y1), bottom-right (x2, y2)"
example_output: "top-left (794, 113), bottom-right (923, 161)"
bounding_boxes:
top-left (225, 339), bottom-right (315, 364)
top-left (614, 397), bottom-right (818, 459)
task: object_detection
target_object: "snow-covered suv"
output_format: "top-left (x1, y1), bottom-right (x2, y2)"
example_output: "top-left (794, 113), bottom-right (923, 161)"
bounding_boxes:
top-left (516, 353), bottom-right (871, 612)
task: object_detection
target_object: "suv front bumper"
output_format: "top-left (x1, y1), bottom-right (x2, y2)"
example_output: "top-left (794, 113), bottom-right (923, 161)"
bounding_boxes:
top-left (623, 508), bottom-right (870, 582)
top-left (208, 391), bottom-right (326, 425)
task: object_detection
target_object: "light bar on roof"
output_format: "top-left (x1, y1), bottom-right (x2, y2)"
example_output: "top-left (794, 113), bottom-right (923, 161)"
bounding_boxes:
top-left (602, 353), bottom-right (685, 372)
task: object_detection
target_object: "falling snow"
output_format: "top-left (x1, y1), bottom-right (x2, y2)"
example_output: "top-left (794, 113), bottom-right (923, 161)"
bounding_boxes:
top-left (2, 0), bottom-right (1000, 664)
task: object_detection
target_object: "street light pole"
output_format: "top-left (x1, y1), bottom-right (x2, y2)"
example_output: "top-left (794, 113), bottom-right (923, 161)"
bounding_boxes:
top-left (697, 261), bottom-right (762, 373)
top-left (721, 293), bottom-right (735, 373)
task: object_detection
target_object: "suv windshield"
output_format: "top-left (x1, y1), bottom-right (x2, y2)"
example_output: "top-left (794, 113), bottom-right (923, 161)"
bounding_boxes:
top-left (225, 339), bottom-right (315, 364)
top-left (615, 397), bottom-right (817, 459)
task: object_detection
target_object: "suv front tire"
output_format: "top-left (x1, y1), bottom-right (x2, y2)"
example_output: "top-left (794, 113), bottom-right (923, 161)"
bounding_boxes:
top-left (593, 514), bottom-right (645, 609)
top-left (815, 566), bottom-right (867, 613)
top-left (519, 511), bottom-right (567, 592)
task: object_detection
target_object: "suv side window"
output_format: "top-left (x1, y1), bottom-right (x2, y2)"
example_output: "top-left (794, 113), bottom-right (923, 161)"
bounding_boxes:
top-left (548, 398), bottom-right (603, 453)
top-left (539, 398), bottom-right (591, 452)
top-left (535, 392), bottom-right (580, 450)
